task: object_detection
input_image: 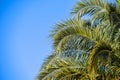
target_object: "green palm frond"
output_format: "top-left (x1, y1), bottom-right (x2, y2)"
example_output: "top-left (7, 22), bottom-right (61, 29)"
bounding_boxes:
top-left (71, 0), bottom-right (109, 18)
top-left (88, 42), bottom-right (112, 70)
top-left (112, 29), bottom-right (120, 51)
top-left (39, 53), bottom-right (56, 70)
top-left (37, 50), bottom-right (89, 80)
top-left (52, 18), bottom-right (113, 53)
top-left (117, 0), bottom-right (120, 5)
top-left (87, 41), bottom-right (120, 79)
top-left (87, 41), bottom-right (112, 79)
top-left (50, 19), bottom-right (90, 38)
top-left (51, 19), bottom-right (94, 53)
top-left (61, 35), bottom-right (95, 52)
top-left (96, 66), bottom-right (120, 80)
top-left (51, 19), bottom-right (79, 47)
top-left (72, 0), bottom-right (120, 24)
top-left (106, 66), bottom-right (120, 79)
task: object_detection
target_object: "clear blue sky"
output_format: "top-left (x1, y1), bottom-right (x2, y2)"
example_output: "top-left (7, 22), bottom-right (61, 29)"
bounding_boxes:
top-left (0, 0), bottom-right (115, 80)
top-left (0, 0), bottom-right (77, 80)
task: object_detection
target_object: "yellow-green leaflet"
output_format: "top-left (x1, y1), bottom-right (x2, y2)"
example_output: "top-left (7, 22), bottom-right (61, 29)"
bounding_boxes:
top-left (117, 0), bottom-right (120, 5)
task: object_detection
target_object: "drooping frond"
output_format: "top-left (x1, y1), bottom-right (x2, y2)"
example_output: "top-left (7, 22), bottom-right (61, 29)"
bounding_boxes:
top-left (111, 29), bottom-right (120, 51)
top-left (54, 20), bottom-right (111, 50)
top-left (117, 0), bottom-right (120, 5)
top-left (88, 41), bottom-right (120, 79)
top-left (72, 0), bottom-right (109, 16)
top-left (106, 66), bottom-right (120, 79)
top-left (39, 53), bottom-right (56, 70)
top-left (72, 0), bottom-right (110, 22)
top-left (51, 18), bottom-right (113, 53)
top-left (51, 19), bottom-right (80, 48)
top-left (60, 35), bottom-right (95, 52)
top-left (51, 19), bottom-right (95, 53)
top-left (50, 19), bottom-right (91, 46)
top-left (96, 66), bottom-right (120, 80)
top-left (37, 50), bottom-right (90, 80)
top-left (88, 42), bottom-right (112, 70)
top-left (72, 0), bottom-right (120, 24)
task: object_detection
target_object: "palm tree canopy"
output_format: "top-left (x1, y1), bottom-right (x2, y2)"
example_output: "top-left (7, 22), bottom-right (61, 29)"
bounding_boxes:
top-left (38, 0), bottom-right (120, 80)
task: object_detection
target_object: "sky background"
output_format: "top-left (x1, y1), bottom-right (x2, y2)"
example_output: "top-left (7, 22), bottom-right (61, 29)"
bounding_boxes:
top-left (0, 0), bottom-right (116, 80)
top-left (0, 0), bottom-right (77, 80)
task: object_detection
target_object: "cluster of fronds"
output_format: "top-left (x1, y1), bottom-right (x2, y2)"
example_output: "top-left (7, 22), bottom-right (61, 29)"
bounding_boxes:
top-left (37, 0), bottom-right (120, 80)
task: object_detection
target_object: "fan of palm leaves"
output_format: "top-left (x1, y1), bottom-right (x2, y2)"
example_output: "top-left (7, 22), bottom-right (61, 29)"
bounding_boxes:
top-left (37, 0), bottom-right (120, 80)
top-left (72, 0), bottom-right (120, 25)
top-left (37, 50), bottom-right (90, 80)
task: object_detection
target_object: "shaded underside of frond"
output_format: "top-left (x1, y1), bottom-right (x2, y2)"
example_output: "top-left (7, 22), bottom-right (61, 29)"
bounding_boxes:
top-left (88, 42), bottom-right (112, 70)
top-left (87, 41), bottom-right (120, 79)
top-left (60, 35), bottom-right (95, 52)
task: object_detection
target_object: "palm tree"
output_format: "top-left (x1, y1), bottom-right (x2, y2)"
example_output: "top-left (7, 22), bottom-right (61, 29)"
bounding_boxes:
top-left (37, 0), bottom-right (120, 80)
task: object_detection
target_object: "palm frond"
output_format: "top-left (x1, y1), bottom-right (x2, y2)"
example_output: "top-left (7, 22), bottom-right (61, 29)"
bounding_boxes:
top-left (72, 0), bottom-right (120, 24)
top-left (87, 41), bottom-right (120, 79)
top-left (52, 18), bottom-right (113, 54)
top-left (37, 50), bottom-right (89, 80)
top-left (71, 0), bottom-right (109, 17)
top-left (59, 35), bottom-right (95, 52)
top-left (117, 0), bottom-right (120, 5)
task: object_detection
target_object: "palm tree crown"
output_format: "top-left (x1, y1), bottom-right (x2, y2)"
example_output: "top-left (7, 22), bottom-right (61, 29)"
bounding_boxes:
top-left (37, 0), bottom-right (120, 80)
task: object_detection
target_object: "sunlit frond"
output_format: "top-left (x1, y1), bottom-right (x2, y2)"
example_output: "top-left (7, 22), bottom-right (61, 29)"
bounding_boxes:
top-left (72, 0), bottom-right (120, 24)
top-left (52, 18), bottom-right (113, 53)
top-left (37, 50), bottom-right (90, 80)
